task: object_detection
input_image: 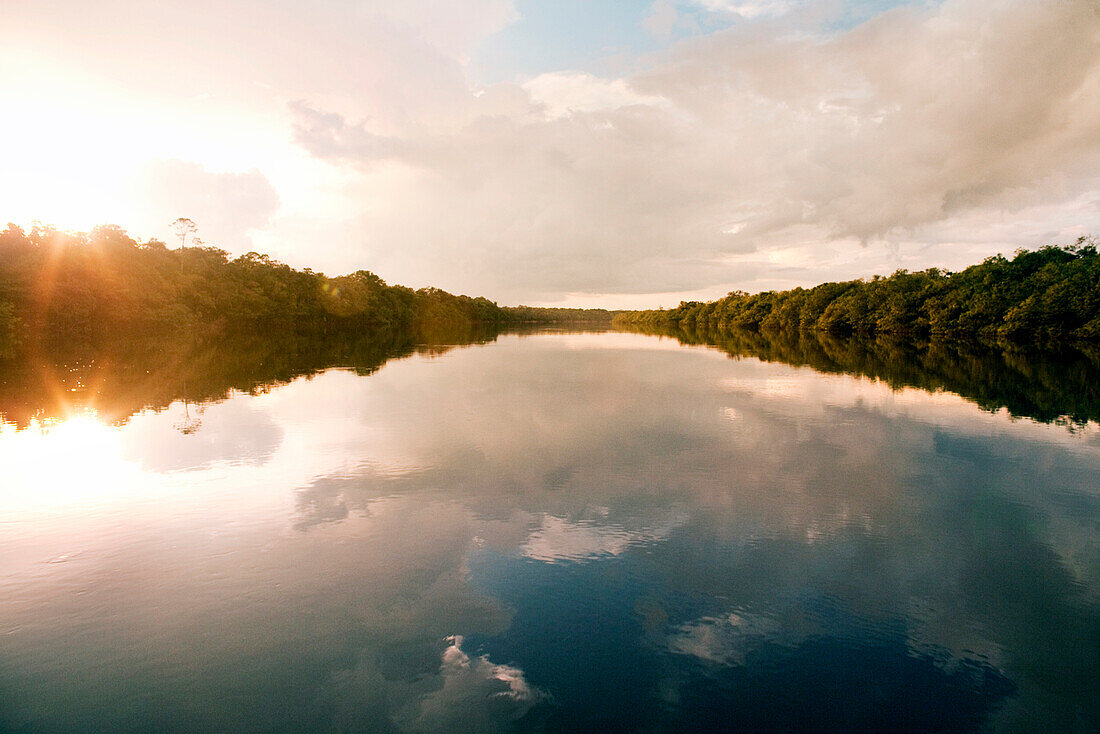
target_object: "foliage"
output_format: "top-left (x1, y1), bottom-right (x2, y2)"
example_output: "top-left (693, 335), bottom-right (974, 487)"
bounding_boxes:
top-left (0, 223), bottom-right (608, 345)
top-left (0, 301), bottom-right (18, 357)
top-left (502, 306), bottom-right (613, 323)
top-left (614, 239), bottom-right (1100, 343)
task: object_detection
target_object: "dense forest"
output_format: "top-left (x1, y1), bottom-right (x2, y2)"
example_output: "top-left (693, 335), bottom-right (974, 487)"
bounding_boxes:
top-left (0, 223), bottom-right (610, 352)
top-left (614, 240), bottom-right (1100, 343)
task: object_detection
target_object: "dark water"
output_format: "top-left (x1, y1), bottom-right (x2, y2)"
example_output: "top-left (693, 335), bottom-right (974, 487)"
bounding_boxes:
top-left (1, 330), bottom-right (1097, 732)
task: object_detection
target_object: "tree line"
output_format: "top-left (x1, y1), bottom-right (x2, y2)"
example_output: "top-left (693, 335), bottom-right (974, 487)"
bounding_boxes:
top-left (614, 240), bottom-right (1100, 343)
top-left (0, 223), bottom-right (611, 351)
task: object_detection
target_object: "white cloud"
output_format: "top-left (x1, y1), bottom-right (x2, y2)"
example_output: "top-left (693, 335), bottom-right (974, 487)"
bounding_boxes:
top-left (643, 0), bottom-right (682, 41)
top-left (3, 0), bottom-right (517, 119)
top-left (287, 0), bottom-right (1100, 303)
top-left (522, 72), bottom-right (671, 118)
top-left (690, 0), bottom-right (797, 19)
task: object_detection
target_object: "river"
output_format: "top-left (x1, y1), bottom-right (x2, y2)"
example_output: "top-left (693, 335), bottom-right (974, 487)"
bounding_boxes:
top-left (1, 329), bottom-right (1097, 732)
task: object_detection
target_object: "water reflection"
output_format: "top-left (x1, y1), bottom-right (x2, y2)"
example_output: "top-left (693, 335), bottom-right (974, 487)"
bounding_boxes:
top-left (624, 323), bottom-right (1100, 428)
top-left (0, 415), bottom-right (141, 512)
top-left (1, 331), bottom-right (1098, 732)
top-left (3, 324), bottom-right (1099, 431)
top-left (0, 324), bottom-right (504, 429)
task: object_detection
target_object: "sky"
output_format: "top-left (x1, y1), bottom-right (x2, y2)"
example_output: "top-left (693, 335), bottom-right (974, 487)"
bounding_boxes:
top-left (2, 0), bottom-right (1099, 308)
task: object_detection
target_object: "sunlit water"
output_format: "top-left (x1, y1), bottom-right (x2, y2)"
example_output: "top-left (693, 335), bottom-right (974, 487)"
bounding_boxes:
top-left (1, 331), bottom-right (1098, 732)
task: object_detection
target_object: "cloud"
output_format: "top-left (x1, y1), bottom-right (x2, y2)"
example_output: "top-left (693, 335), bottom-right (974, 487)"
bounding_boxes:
top-left (5, 0), bottom-right (517, 120)
top-left (131, 159), bottom-right (280, 251)
top-left (289, 97), bottom-right (746, 298)
top-left (640, 0), bottom-right (1100, 243)
top-left (522, 72), bottom-right (671, 118)
top-left (289, 0), bottom-right (1100, 302)
top-left (690, 0), bottom-right (797, 19)
top-left (288, 101), bottom-right (408, 164)
top-left (7, 0), bottom-right (1100, 303)
top-left (643, 0), bottom-right (682, 41)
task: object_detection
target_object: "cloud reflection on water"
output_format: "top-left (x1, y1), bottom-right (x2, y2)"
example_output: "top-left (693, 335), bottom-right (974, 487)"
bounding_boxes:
top-left (1, 332), bottom-right (1098, 731)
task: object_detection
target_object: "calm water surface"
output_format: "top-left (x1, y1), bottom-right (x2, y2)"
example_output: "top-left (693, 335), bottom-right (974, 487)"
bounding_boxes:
top-left (1, 331), bottom-right (1098, 732)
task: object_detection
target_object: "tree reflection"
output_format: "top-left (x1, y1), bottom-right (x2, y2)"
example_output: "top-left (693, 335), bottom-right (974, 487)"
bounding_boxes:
top-left (621, 324), bottom-right (1100, 427)
top-left (3, 324), bottom-right (1098, 432)
top-left (0, 323), bottom-right (504, 429)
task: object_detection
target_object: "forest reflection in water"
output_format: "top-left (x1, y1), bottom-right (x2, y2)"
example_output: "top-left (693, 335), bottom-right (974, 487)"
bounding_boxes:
top-left (2, 324), bottom-right (1099, 430)
top-left (0, 322), bottom-right (505, 429)
top-left (621, 323), bottom-right (1100, 428)
top-left (0, 328), bottom-right (1098, 732)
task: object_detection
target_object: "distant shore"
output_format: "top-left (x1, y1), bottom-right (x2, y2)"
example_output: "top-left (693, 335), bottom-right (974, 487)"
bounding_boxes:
top-left (614, 240), bottom-right (1100, 344)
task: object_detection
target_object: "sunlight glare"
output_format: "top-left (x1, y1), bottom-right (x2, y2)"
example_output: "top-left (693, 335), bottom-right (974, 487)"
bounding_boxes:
top-left (0, 415), bottom-right (145, 513)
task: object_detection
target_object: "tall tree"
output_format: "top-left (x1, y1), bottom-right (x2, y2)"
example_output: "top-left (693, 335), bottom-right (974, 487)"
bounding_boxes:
top-left (172, 218), bottom-right (197, 253)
